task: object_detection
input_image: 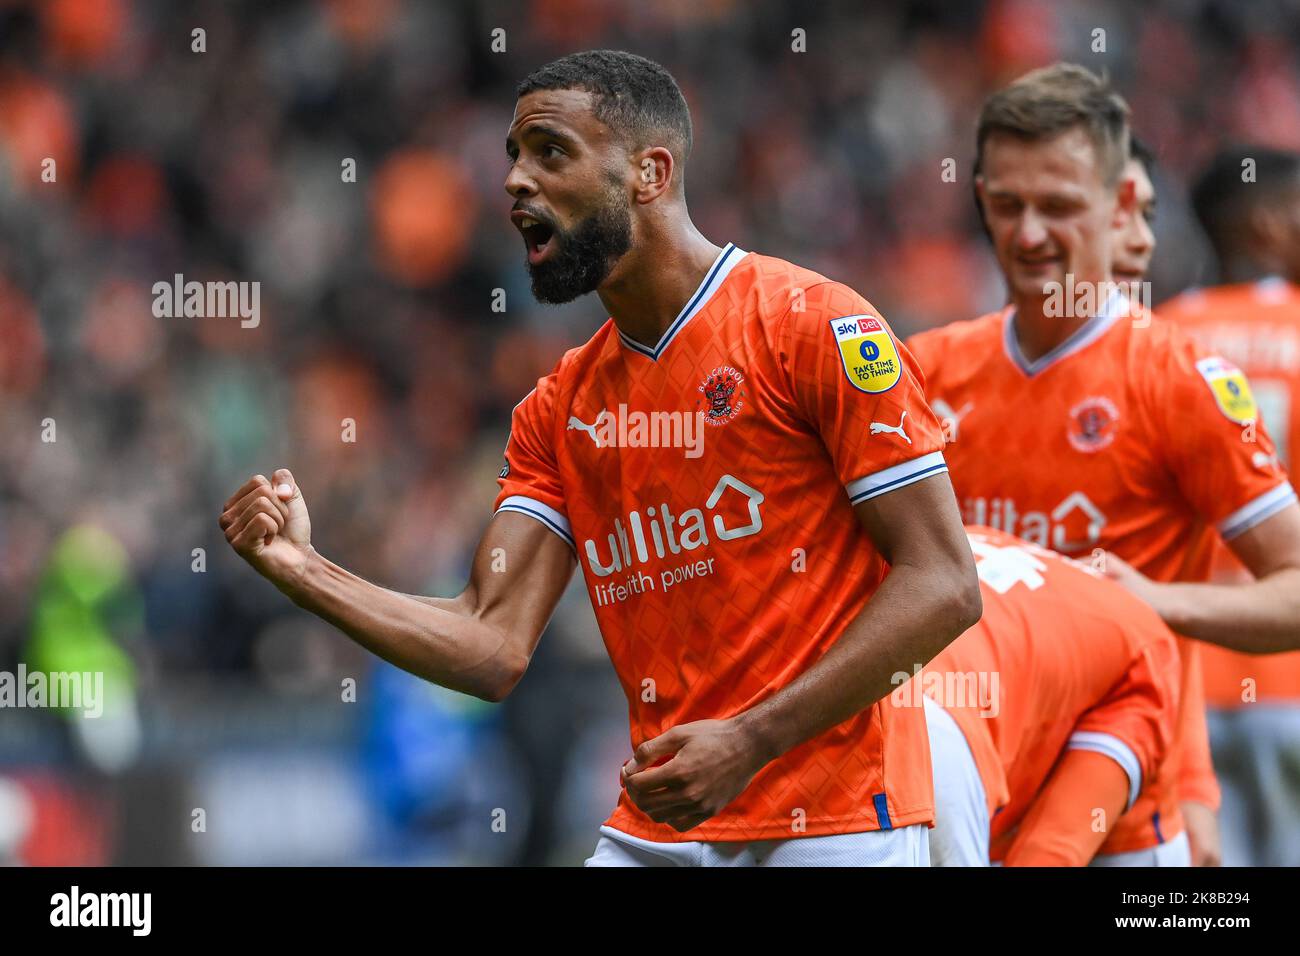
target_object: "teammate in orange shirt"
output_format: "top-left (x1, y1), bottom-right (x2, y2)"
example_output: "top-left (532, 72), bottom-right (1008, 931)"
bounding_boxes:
top-left (218, 50), bottom-right (982, 866)
top-left (907, 64), bottom-right (1300, 866)
top-left (923, 527), bottom-right (1180, 866)
top-left (1158, 147), bottom-right (1300, 865)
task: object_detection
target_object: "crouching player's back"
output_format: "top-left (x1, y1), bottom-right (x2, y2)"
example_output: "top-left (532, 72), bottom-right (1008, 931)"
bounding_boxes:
top-left (922, 527), bottom-right (1181, 865)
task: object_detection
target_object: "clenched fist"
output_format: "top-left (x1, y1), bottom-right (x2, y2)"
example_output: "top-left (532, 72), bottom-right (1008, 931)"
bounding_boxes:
top-left (219, 468), bottom-right (314, 593)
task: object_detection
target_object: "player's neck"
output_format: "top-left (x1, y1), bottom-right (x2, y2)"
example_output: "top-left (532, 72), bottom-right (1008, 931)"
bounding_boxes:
top-left (598, 223), bottom-right (723, 349)
top-left (1010, 297), bottom-right (1093, 364)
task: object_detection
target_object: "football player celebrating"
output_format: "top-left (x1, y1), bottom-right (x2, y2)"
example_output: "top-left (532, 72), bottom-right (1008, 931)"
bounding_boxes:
top-left (220, 50), bottom-right (980, 866)
top-left (1159, 146), bottom-right (1300, 866)
top-left (907, 63), bottom-right (1300, 866)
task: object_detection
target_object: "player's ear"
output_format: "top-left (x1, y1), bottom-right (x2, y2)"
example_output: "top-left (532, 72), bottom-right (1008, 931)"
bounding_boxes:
top-left (1248, 204), bottom-right (1287, 253)
top-left (633, 146), bottom-right (674, 204)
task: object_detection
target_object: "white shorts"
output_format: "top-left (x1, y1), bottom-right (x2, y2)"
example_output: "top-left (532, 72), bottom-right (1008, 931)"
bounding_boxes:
top-left (924, 695), bottom-right (991, 866)
top-left (1208, 705), bottom-right (1300, 866)
top-left (1090, 830), bottom-right (1192, 867)
top-left (584, 822), bottom-right (930, 867)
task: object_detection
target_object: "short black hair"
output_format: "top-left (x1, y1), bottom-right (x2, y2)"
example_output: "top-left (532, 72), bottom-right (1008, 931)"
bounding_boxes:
top-left (1129, 135), bottom-right (1156, 180)
top-left (517, 50), bottom-right (693, 166)
top-left (1191, 145), bottom-right (1300, 254)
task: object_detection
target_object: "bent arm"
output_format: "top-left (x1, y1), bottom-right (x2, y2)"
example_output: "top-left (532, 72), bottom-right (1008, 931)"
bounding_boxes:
top-left (1004, 750), bottom-right (1130, 866)
top-left (737, 472), bottom-right (982, 761)
top-left (1152, 504), bottom-right (1300, 653)
top-left (287, 512), bottom-right (575, 701)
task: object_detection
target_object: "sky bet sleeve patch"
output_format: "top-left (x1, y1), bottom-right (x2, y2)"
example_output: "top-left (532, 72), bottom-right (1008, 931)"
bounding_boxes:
top-left (1195, 355), bottom-right (1258, 424)
top-left (829, 314), bottom-right (902, 394)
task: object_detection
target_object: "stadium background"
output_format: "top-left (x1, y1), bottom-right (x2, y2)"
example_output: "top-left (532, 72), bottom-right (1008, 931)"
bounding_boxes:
top-left (1, 0), bottom-right (1298, 865)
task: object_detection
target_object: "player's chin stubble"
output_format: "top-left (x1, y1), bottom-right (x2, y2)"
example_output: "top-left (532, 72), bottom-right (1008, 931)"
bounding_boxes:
top-left (528, 193), bottom-right (632, 304)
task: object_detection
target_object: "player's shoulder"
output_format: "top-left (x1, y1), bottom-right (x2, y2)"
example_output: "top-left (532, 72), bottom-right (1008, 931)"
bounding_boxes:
top-left (1162, 278), bottom-right (1300, 322)
top-left (1125, 306), bottom-right (1244, 392)
top-left (741, 251), bottom-right (832, 293)
top-left (905, 309), bottom-right (1007, 380)
top-left (740, 252), bottom-right (878, 326)
top-left (908, 310), bottom-right (1006, 351)
top-left (969, 526), bottom-right (1169, 654)
top-left (1157, 284), bottom-right (1221, 320)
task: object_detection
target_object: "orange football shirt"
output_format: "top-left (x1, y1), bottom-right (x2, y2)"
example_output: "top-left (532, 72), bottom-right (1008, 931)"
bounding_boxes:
top-left (907, 297), bottom-right (1295, 852)
top-left (497, 244), bottom-right (950, 842)
top-left (921, 527), bottom-right (1181, 859)
top-left (1160, 278), bottom-right (1300, 707)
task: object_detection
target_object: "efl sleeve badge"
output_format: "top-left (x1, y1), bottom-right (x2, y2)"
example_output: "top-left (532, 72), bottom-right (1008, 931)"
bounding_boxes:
top-left (829, 314), bottom-right (902, 394)
top-left (1195, 356), bottom-right (1258, 424)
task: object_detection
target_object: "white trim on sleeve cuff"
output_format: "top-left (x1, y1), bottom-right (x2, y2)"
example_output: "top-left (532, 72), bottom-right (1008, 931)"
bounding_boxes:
top-left (1068, 731), bottom-right (1143, 812)
top-left (845, 451), bottom-right (948, 504)
top-left (1218, 482), bottom-right (1298, 541)
top-left (496, 495), bottom-right (574, 550)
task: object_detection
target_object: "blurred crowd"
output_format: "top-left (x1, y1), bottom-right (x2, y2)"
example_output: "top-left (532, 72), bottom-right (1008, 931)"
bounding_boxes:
top-left (1, 0), bottom-right (1299, 864)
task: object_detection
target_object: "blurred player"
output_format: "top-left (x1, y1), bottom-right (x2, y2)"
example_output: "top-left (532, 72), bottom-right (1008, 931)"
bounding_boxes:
top-left (1111, 137), bottom-right (1156, 288)
top-left (1158, 146), bottom-right (1300, 865)
top-left (907, 63), bottom-right (1300, 866)
top-left (219, 50), bottom-right (981, 866)
top-left (925, 527), bottom-right (1180, 866)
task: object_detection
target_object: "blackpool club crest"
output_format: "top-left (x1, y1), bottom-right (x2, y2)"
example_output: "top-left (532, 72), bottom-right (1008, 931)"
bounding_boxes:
top-left (829, 314), bottom-right (902, 394)
top-left (698, 365), bottom-right (745, 425)
top-left (1067, 396), bottom-right (1119, 453)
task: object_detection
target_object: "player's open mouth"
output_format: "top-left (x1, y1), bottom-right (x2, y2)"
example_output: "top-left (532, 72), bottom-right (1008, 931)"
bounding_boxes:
top-left (519, 216), bottom-right (557, 265)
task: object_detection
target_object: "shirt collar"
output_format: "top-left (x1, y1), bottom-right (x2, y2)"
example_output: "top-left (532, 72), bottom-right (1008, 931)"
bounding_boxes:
top-left (617, 243), bottom-right (747, 361)
top-left (1003, 285), bottom-right (1128, 377)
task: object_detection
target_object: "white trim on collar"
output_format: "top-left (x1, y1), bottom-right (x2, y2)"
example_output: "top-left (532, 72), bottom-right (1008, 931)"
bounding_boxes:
top-left (617, 243), bottom-right (747, 361)
top-left (1002, 287), bottom-right (1128, 378)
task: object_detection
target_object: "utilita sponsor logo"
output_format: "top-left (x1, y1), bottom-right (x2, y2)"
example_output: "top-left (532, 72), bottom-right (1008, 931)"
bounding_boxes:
top-left (583, 474), bottom-right (763, 577)
top-left (961, 492), bottom-right (1105, 553)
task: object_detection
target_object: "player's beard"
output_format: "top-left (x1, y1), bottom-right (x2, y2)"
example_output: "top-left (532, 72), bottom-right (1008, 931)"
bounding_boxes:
top-left (528, 186), bottom-right (632, 305)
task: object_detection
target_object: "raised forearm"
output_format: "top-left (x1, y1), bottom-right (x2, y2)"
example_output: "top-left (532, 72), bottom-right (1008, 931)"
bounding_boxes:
top-left (287, 551), bottom-right (524, 701)
top-left (1157, 568), bottom-right (1300, 653)
top-left (738, 557), bottom-right (980, 762)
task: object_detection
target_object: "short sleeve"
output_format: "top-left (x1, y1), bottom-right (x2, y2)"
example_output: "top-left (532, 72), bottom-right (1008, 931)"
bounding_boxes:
top-left (1070, 626), bottom-right (1181, 812)
top-left (494, 370), bottom-right (573, 548)
top-left (780, 281), bottom-right (949, 505)
top-left (1153, 336), bottom-right (1297, 541)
